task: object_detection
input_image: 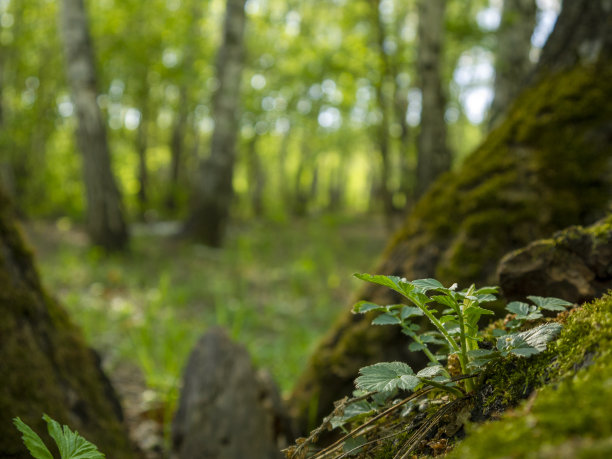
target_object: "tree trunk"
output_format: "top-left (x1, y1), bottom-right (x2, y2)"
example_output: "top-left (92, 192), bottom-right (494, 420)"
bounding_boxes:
top-left (372, 0), bottom-right (395, 227)
top-left (415, 0), bottom-right (450, 198)
top-left (488, 0), bottom-right (537, 128)
top-left (246, 136), bottom-right (265, 217)
top-left (183, 0), bottom-right (246, 246)
top-left (0, 189), bottom-right (134, 458)
top-left (59, 0), bottom-right (128, 251)
top-left (136, 102), bottom-right (148, 220)
top-left (166, 0), bottom-right (206, 212)
top-left (289, 0), bottom-right (612, 435)
top-left (167, 88), bottom-right (188, 212)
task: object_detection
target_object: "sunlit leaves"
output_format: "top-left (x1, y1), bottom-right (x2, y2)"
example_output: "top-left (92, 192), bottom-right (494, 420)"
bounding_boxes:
top-left (13, 414), bottom-right (105, 459)
top-left (527, 296), bottom-right (572, 311)
top-left (12, 418), bottom-right (53, 459)
top-left (353, 274), bottom-right (569, 399)
top-left (355, 362), bottom-right (421, 392)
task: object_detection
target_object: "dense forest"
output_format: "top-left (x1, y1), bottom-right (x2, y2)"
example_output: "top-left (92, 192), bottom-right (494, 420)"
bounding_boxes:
top-left (1, 0), bottom-right (611, 458)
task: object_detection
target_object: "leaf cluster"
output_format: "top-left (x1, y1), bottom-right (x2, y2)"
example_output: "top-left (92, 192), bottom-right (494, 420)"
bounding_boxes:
top-left (13, 415), bottom-right (104, 459)
top-left (351, 274), bottom-right (572, 398)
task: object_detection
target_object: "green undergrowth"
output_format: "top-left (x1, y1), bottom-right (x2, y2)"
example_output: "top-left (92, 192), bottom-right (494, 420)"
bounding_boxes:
top-left (24, 215), bottom-right (386, 410)
top-left (288, 293), bottom-right (612, 458)
top-left (448, 292), bottom-right (612, 458)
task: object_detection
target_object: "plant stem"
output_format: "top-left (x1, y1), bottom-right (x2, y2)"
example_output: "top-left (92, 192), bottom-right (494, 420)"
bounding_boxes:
top-left (456, 313), bottom-right (474, 392)
top-left (420, 307), bottom-right (460, 354)
top-left (458, 285), bottom-right (476, 392)
top-left (406, 328), bottom-right (440, 366)
top-left (420, 379), bottom-right (464, 398)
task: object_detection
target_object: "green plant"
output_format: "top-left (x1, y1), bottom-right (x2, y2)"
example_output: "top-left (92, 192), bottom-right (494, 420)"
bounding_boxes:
top-left (351, 274), bottom-right (572, 397)
top-left (502, 296), bottom-right (572, 331)
top-left (13, 414), bottom-right (104, 459)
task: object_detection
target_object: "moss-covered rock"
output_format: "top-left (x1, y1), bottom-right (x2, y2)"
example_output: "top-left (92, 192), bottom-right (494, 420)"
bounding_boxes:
top-left (498, 214), bottom-right (612, 303)
top-left (0, 189), bottom-right (134, 458)
top-left (285, 292), bottom-right (612, 458)
top-left (447, 292), bottom-right (612, 459)
top-left (289, 56), bottom-right (612, 434)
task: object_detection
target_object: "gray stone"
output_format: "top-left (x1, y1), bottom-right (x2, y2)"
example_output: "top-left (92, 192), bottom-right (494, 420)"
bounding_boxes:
top-left (172, 327), bottom-right (291, 459)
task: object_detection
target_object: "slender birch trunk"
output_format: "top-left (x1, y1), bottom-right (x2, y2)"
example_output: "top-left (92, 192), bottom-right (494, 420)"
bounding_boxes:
top-left (183, 0), bottom-right (247, 246)
top-left (59, 0), bottom-right (128, 250)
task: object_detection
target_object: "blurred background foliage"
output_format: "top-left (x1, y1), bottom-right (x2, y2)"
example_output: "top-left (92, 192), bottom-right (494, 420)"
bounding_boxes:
top-left (0, 0), bottom-right (560, 444)
top-left (1, 0), bottom-right (558, 222)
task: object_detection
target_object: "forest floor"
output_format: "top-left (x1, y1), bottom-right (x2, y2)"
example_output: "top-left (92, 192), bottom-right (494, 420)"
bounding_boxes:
top-left (22, 214), bottom-right (387, 456)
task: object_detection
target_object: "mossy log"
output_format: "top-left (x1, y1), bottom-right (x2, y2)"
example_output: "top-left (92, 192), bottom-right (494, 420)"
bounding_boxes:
top-left (498, 215), bottom-right (612, 303)
top-left (285, 218), bottom-right (612, 458)
top-left (444, 293), bottom-right (612, 458)
top-left (289, 10), bottom-right (612, 434)
top-left (0, 189), bottom-right (134, 457)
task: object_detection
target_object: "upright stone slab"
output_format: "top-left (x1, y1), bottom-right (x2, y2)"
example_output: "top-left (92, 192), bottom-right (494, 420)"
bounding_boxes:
top-left (172, 327), bottom-right (290, 459)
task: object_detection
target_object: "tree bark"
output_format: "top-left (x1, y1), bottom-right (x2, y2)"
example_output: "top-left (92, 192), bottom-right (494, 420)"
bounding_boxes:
top-left (0, 188), bottom-right (134, 458)
top-left (289, 0), bottom-right (612, 435)
top-left (183, 0), bottom-right (247, 246)
top-left (535, 0), bottom-right (612, 73)
top-left (488, 0), bottom-right (537, 128)
top-left (136, 101), bottom-right (148, 220)
top-left (415, 0), bottom-right (450, 198)
top-left (59, 0), bottom-right (128, 251)
top-left (372, 0), bottom-right (395, 227)
top-left (166, 0), bottom-right (206, 212)
top-left (246, 136), bottom-right (265, 217)
top-left (167, 87), bottom-right (188, 212)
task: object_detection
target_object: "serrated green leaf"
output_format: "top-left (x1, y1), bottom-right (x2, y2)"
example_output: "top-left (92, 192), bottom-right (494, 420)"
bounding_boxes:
top-left (517, 322), bottom-right (563, 351)
top-left (43, 414), bottom-right (105, 459)
top-left (411, 278), bottom-right (444, 292)
top-left (355, 362), bottom-right (420, 393)
top-left (510, 347), bottom-right (540, 357)
top-left (420, 333), bottom-right (446, 345)
top-left (343, 435), bottom-right (367, 456)
top-left (416, 365), bottom-right (449, 379)
top-left (354, 273), bottom-right (414, 298)
top-left (409, 341), bottom-right (426, 352)
top-left (467, 349), bottom-right (499, 368)
top-left (474, 286), bottom-right (499, 295)
top-left (492, 328), bottom-right (507, 337)
top-left (443, 320), bottom-right (461, 334)
top-left (407, 290), bottom-right (433, 307)
top-left (526, 312), bottom-right (543, 320)
top-left (432, 295), bottom-right (459, 311)
top-left (400, 306), bottom-right (423, 319)
top-left (353, 301), bottom-right (384, 314)
top-left (527, 296), bottom-right (572, 311)
top-left (371, 313), bottom-right (401, 326)
top-left (371, 389), bottom-right (397, 406)
top-left (439, 314), bottom-right (456, 323)
top-left (13, 418), bottom-right (53, 459)
top-left (330, 401), bottom-right (375, 429)
top-left (497, 323), bottom-right (562, 357)
top-left (466, 305), bottom-right (494, 316)
top-left (475, 293), bottom-right (498, 303)
top-left (506, 301), bottom-right (532, 316)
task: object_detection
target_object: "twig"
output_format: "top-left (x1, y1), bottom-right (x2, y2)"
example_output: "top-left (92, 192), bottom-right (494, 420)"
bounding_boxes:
top-left (311, 387), bottom-right (434, 459)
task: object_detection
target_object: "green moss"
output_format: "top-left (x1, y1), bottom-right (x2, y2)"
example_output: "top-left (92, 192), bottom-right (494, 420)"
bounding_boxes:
top-left (0, 189), bottom-right (134, 458)
top-left (448, 293), bottom-right (612, 458)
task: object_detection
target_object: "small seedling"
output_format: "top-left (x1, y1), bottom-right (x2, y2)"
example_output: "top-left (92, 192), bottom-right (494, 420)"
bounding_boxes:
top-left (351, 275), bottom-right (572, 398)
top-left (13, 414), bottom-right (104, 459)
top-left (502, 295), bottom-right (572, 331)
